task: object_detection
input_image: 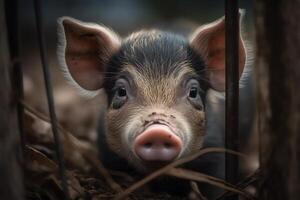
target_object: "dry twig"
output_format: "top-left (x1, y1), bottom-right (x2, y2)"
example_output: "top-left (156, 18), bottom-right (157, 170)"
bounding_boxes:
top-left (114, 148), bottom-right (245, 200)
top-left (167, 168), bottom-right (255, 200)
top-left (21, 100), bottom-right (122, 193)
top-left (215, 169), bottom-right (260, 200)
top-left (190, 181), bottom-right (207, 200)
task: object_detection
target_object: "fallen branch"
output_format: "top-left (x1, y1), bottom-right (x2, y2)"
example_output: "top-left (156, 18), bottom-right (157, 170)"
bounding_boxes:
top-left (114, 148), bottom-right (245, 200)
top-left (21, 100), bottom-right (122, 193)
top-left (190, 181), bottom-right (207, 200)
top-left (167, 168), bottom-right (255, 200)
top-left (215, 169), bottom-right (260, 200)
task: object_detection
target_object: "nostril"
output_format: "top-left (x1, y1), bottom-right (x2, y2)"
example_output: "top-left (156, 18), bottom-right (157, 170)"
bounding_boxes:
top-left (144, 142), bottom-right (152, 148)
top-left (164, 142), bottom-right (172, 148)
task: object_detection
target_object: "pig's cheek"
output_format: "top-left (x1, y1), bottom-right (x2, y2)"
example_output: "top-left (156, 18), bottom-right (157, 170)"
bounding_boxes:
top-left (182, 110), bottom-right (206, 153)
top-left (188, 108), bottom-right (205, 127)
top-left (106, 110), bottom-right (129, 155)
top-left (195, 111), bottom-right (206, 127)
top-left (171, 114), bottom-right (192, 156)
top-left (122, 119), bottom-right (137, 146)
top-left (107, 110), bottom-right (143, 157)
top-left (190, 112), bottom-right (206, 151)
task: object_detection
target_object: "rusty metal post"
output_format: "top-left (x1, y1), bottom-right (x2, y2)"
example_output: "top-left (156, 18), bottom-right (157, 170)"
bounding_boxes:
top-left (33, 0), bottom-right (70, 199)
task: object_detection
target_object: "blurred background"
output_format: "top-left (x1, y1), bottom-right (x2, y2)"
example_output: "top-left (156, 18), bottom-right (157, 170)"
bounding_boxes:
top-left (2, 1), bottom-right (259, 198)
top-left (19, 0), bottom-right (255, 148)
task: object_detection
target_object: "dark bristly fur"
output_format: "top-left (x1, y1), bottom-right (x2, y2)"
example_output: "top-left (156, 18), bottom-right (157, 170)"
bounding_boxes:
top-left (104, 30), bottom-right (209, 103)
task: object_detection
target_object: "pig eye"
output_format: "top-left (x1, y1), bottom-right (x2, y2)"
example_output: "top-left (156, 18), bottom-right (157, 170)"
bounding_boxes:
top-left (117, 87), bottom-right (127, 97)
top-left (189, 87), bottom-right (198, 98)
top-left (111, 79), bottom-right (129, 109)
top-left (112, 86), bottom-right (127, 109)
top-left (186, 80), bottom-right (203, 110)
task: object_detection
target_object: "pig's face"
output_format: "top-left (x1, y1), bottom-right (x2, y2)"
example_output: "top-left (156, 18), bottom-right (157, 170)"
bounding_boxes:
top-left (57, 15), bottom-right (246, 171)
top-left (103, 32), bottom-right (207, 170)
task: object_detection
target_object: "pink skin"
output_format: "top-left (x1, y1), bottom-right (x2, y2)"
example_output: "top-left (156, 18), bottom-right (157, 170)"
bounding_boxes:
top-left (133, 124), bottom-right (182, 162)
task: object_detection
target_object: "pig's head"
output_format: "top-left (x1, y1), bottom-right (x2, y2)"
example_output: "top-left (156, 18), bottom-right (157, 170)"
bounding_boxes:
top-left (57, 15), bottom-right (246, 171)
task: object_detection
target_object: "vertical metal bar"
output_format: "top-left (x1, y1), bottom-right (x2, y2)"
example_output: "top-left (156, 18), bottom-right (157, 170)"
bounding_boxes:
top-left (225, 0), bottom-right (239, 200)
top-left (5, 0), bottom-right (25, 158)
top-left (33, 0), bottom-right (70, 199)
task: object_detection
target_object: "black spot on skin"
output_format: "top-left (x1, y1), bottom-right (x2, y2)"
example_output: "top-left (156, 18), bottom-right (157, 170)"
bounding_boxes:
top-left (151, 112), bottom-right (157, 116)
top-left (162, 114), bottom-right (167, 117)
top-left (170, 115), bottom-right (176, 119)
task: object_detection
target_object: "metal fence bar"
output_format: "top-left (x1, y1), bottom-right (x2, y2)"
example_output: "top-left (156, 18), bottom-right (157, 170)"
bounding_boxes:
top-left (33, 0), bottom-right (70, 199)
top-left (5, 0), bottom-right (25, 159)
top-left (225, 0), bottom-right (239, 200)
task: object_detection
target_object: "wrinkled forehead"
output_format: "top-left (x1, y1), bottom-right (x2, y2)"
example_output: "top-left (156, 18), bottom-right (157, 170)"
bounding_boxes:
top-left (121, 30), bottom-right (194, 75)
top-left (119, 30), bottom-right (205, 82)
top-left (122, 63), bottom-right (196, 87)
top-left (121, 64), bottom-right (196, 105)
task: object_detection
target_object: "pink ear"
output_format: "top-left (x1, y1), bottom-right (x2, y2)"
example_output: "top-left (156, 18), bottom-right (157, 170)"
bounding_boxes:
top-left (190, 14), bottom-right (246, 91)
top-left (57, 17), bottom-right (121, 94)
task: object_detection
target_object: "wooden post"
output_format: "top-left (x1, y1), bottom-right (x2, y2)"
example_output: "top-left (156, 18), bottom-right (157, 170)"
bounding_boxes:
top-left (255, 0), bottom-right (300, 199)
top-left (0, 0), bottom-right (23, 199)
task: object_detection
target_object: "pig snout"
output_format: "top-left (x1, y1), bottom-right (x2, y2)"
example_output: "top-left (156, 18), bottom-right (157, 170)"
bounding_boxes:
top-left (133, 124), bottom-right (182, 162)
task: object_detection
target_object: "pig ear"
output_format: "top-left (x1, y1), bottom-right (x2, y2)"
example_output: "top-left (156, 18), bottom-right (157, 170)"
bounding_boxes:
top-left (57, 17), bottom-right (121, 96)
top-left (189, 12), bottom-right (246, 91)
